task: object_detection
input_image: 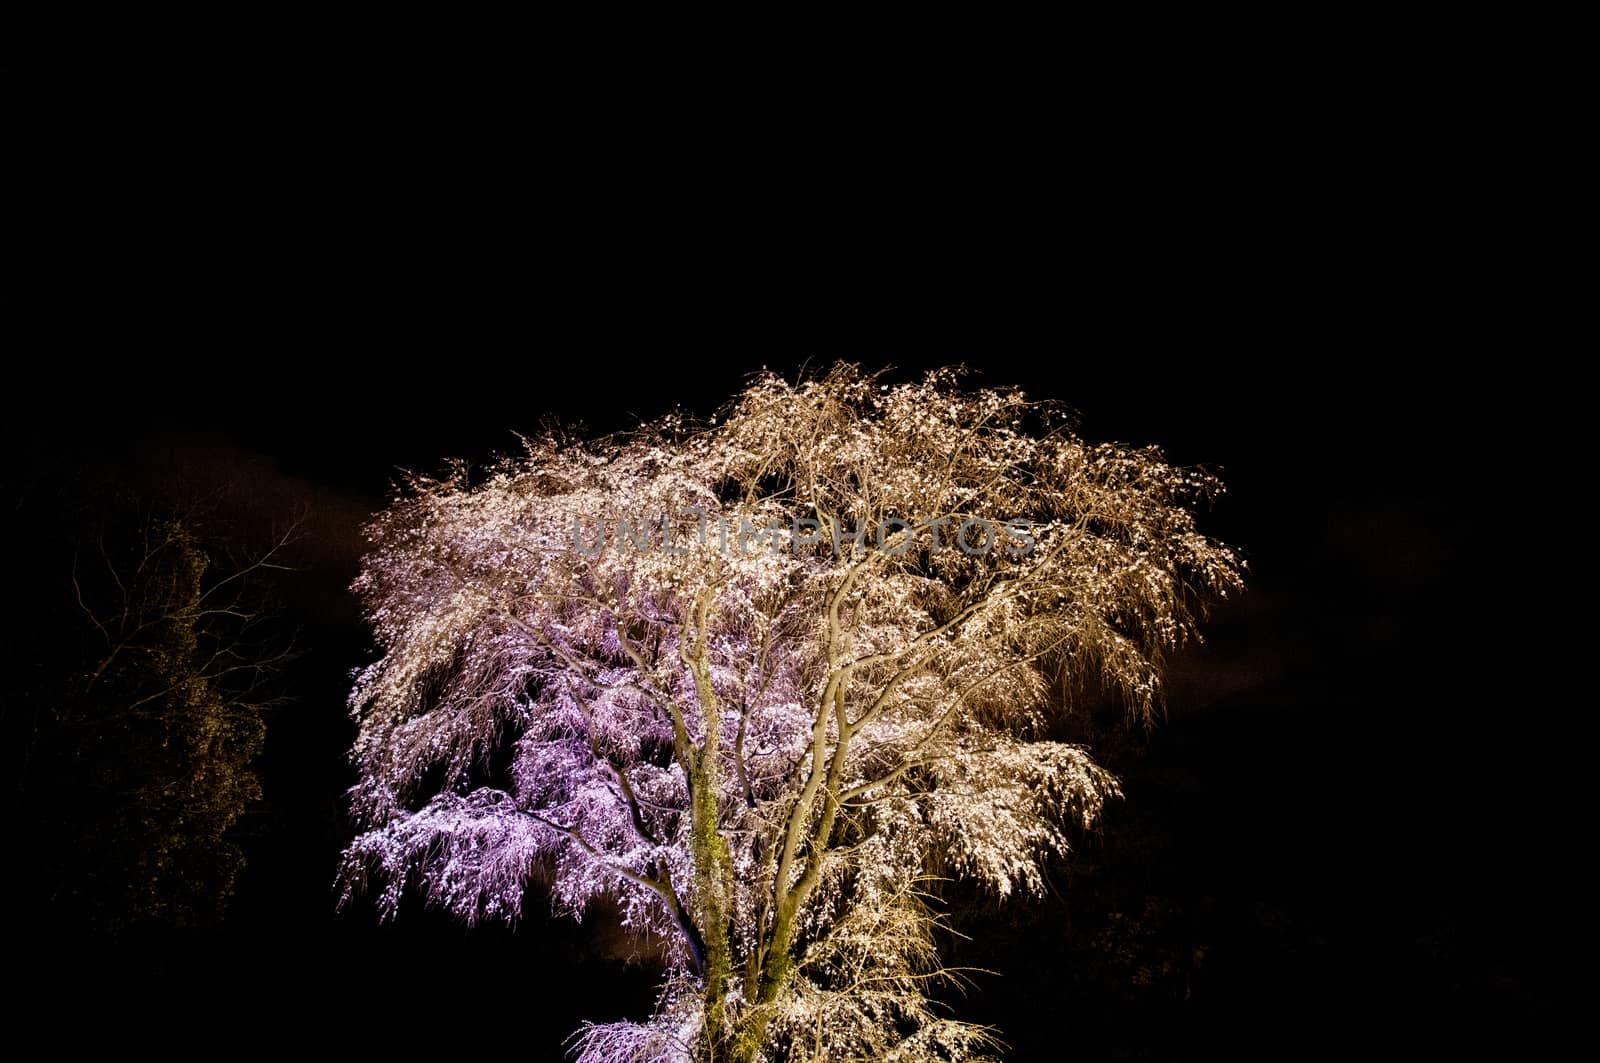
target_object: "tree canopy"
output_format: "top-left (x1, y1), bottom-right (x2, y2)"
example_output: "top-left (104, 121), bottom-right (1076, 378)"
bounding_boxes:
top-left (7, 474), bottom-right (293, 933)
top-left (340, 365), bottom-right (1243, 1062)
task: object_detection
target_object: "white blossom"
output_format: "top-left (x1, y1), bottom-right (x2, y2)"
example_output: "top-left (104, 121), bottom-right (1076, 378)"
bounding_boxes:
top-left (339, 365), bottom-right (1243, 1061)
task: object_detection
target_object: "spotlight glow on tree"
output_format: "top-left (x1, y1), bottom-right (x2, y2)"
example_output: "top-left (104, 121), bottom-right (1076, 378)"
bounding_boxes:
top-left (339, 366), bottom-right (1243, 1062)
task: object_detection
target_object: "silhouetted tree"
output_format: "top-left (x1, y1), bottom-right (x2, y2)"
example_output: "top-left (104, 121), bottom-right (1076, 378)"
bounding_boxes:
top-left (9, 474), bottom-right (295, 932)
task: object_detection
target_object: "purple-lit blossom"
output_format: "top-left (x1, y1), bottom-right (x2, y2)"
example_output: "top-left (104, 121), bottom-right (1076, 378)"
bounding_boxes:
top-left (340, 366), bottom-right (1243, 1061)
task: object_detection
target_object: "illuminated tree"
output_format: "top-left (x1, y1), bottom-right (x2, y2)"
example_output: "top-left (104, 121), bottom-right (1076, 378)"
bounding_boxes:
top-left (339, 366), bottom-right (1243, 1062)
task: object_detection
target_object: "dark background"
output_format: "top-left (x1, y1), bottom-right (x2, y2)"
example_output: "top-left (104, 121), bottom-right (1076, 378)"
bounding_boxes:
top-left (3, 68), bottom-right (1560, 1050)
top-left (7, 331), bottom-right (1552, 1058)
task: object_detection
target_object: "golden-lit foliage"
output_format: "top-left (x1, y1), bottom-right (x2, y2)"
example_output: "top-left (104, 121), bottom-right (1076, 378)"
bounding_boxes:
top-left (341, 365), bottom-right (1243, 1061)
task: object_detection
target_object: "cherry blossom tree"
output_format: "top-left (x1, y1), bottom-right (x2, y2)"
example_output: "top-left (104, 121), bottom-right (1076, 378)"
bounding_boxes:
top-left (339, 366), bottom-right (1243, 1062)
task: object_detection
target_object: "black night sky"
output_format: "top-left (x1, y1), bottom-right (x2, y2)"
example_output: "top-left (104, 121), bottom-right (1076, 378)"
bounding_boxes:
top-left (4, 263), bottom-right (1556, 1059)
